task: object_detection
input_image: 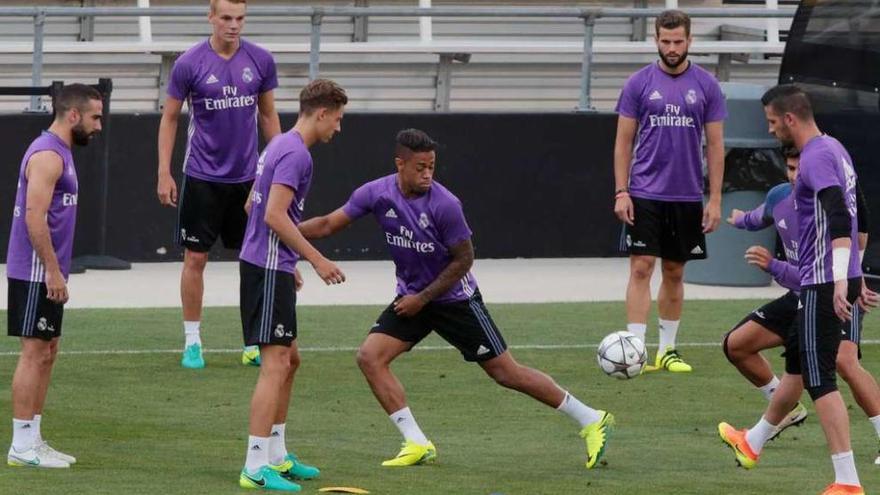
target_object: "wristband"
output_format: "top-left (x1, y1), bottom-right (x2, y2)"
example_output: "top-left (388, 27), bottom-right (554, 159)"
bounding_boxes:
top-left (832, 247), bottom-right (851, 281)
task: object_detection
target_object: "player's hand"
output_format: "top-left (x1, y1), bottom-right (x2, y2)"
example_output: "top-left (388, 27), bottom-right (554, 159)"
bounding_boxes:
top-left (703, 199), bottom-right (722, 233)
top-left (834, 279), bottom-right (853, 321)
top-left (726, 208), bottom-right (745, 225)
top-left (157, 172), bottom-right (178, 207)
top-left (394, 294), bottom-right (428, 317)
top-left (312, 257), bottom-right (345, 285)
top-left (244, 197), bottom-right (253, 216)
top-left (293, 267), bottom-right (304, 292)
top-left (744, 245), bottom-right (772, 271)
top-left (858, 278), bottom-right (879, 313)
top-left (614, 195), bottom-right (634, 226)
top-left (45, 269), bottom-right (69, 304)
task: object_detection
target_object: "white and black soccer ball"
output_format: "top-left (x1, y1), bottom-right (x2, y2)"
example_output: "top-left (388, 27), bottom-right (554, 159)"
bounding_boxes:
top-left (597, 331), bottom-right (647, 379)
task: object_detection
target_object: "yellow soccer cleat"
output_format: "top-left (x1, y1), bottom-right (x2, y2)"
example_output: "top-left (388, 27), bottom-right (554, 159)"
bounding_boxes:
top-left (644, 347), bottom-right (692, 373)
top-left (381, 441), bottom-right (436, 467)
top-left (242, 346), bottom-right (261, 367)
top-left (580, 411), bottom-right (614, 469)
top-left (821, 483), bottom-right (865, 495)
top-left (718, 422), bottom-right (759, 469)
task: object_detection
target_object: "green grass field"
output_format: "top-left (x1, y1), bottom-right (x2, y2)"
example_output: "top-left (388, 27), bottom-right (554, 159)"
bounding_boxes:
top-left (0, 300), bottom-right (879, 494)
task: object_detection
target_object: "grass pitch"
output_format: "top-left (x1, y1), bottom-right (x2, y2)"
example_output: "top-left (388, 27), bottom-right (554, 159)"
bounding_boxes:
top-left (0, 300), bottom-right (879, 494)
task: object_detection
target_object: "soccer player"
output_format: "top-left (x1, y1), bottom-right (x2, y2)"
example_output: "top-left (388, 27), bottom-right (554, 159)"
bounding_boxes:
top-left (6, 84), bottom-right (103, 468)
top-left (613, 9), bottom-right (726, 372)
top-left (157, 0), bottom-right (281, 369)
top-left (298, 129), bottom-right (614, 470)
top-left (724, 148), bottom-right (880, 451)
top-left (719, 85), bottom-right (868, 495)
top-left (236, 79), bottom-right (347, 491)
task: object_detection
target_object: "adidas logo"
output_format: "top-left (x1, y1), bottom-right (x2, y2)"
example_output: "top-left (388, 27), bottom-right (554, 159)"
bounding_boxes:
top-left (206, 74), bottom-right (219, 84)
top-left (251, 445), bottom-right (262, 451)
top-left (476, 345), bottom-right (490, 356)
top-left (754, 310), bottom-right (766, 319)
top-left (798, 301), bottom-right (804, 309)
top-left (385, 208), bottom-right (398, 219)
top-left (649, 90), bottom-right (662, 100)
top-left (778, 219), bottom-right (788, 230)
top-left (690, 246), bottom-right (704, 255)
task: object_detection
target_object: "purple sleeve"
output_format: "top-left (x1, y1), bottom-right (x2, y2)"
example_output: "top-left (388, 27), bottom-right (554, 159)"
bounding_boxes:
top-left (769, 259), bottom-right (801, 292)
top-left (735, 204), bottom-right (772, 231)
top-left (614, 74), bottom-right (641, 119)
top-left (436, 200), bottom-right (473, 248)
top-left (272, 152), bottom-right (310, 195)
top-left (342, 183), bottom-right (374, 220)
top-left (167, 57), bottom-right (191, 101)
top-left (704, 77), bottom-right (728, 123)
top-left (260, 55), bottom-right (278, 94)
top-left (800, 149), bottom-right (840, 192)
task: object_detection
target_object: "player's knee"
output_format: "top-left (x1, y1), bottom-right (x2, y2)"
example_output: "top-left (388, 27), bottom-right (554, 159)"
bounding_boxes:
top-left (356, 347), bottom-right (380, 374)
top-left (835, 354), bottom-right (859, 382)
top-left (485, 363), bottom-right (520, 389)
top-left (288, 350), bottom-right (301, 373)
top-left (721, 331), bottom-right (737, 364)
top-left (630, 259), bottom-right (655, 281)
top-left (661, 263), bottom-right (684, 283)
top-left (184, 250), bottom-right (208, 271)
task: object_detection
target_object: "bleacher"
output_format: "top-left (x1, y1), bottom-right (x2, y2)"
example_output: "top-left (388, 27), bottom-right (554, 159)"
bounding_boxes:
top-left (0, 0), bottom-right (793, 112)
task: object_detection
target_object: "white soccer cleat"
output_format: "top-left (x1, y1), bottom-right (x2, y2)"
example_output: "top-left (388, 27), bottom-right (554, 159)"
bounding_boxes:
top-left (37, 441), bottom-right (76, 464)
top-left (769, 401), bottom-right (808, 441)
top-left (7, 445), bottom-right (70, 468)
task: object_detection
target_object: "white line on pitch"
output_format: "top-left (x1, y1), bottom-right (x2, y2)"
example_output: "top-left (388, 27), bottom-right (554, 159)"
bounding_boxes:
top-left (1, 340), bottom-right (880, 357)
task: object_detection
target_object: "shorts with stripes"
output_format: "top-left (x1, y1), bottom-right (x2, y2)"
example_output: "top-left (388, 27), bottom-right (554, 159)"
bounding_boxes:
top-left (790, 278), bottom-right (861, 399)
top-left (372, 289), bottom-right (508, 362)
top-left (7, 278), bottom-right (64, 341)
top-left (239, 261), bottom-right (297, 347)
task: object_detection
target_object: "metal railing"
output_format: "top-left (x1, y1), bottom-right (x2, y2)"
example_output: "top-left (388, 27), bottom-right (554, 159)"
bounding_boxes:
top-left (0, 5), bottom-right (797, 112)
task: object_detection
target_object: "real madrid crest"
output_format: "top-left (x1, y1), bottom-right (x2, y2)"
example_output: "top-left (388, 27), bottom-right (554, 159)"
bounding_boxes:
top-left (242, 67), bottom-right (254, 83)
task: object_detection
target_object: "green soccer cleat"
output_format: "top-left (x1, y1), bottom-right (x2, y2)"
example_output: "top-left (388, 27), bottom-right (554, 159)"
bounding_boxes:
top-left (381, 440), bottom-right (437, 467)
top-left (644, 347), bottom-right (692, 373)
top-left (270, 452), bottom-right (320, 480)
top-left (242, 346), bottom-right (261, 367)
top-left (580, 411), bottom-right (614, 469)
top-left (239, 466), bottom-right (302, 491)
top-left (181, 343), bottom-right (205, 369)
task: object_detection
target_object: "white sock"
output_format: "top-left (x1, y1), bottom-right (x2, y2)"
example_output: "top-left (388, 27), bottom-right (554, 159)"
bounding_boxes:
top-left (658, 319), bottom-right (680, 354)
top-left (32, 414), bottom-right (42, 444)
top-left (758, 376), bottom-right (781, 401)
top-left (831, 451), bottom-right (860, 486)
top-left (557, 391), bottom-right (602, 427)
top-left (245, 435), bottom-right (269, 474)
top-left (869, 414), bottom-right (880, 439)
top-left (269, 424), bottom-right (288, 466)
top-left (11, 418), bottom-right (35, 452)
top-left (745, 416), bottom-right (776, 454)
top-left (389, 407), bottom-right (429, 445)
top-left (626, 323), bottom-right (647, 344)
top-left (184, 321), bottom-right (201, 347)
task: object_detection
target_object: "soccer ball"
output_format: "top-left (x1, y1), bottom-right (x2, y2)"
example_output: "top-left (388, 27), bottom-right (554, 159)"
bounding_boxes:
top-left (597, 331), bottom-right (647, 379)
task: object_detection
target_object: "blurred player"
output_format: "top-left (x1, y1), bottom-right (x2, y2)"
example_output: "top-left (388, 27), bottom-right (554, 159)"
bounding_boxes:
top-left (613, 9), bottom-right (727, 372)
top-left (157, 0), bottom-right (281, 369)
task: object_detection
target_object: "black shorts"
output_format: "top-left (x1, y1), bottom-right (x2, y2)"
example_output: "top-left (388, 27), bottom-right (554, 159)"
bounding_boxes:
top-left (620, 197), bottom-right (707, 262)
top-left (787, 279), bottom-right (861, 393)
top-left (7, 278), bottom-right (64, 341)
top-left (371, 290), bottom-right (508, 362)
top-left (240, 261), bottom-right (297, 347)
top-left (177, 175), bottom-right (252, 252)
top-left (734, 290), bottom-right (799, 340)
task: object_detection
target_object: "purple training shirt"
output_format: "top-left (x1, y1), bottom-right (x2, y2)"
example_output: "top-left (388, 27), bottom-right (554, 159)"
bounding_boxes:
top-left (168, 39), bottom-right (278, 183)
top-left (616, 62), bottom-right (727, 201)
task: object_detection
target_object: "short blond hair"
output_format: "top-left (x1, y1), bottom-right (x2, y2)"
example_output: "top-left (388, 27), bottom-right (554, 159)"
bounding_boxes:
top-left (210, 0), bottom-right (246, 13)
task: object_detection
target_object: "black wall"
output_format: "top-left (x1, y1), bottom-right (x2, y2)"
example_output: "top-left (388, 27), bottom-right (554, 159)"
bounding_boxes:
top-left (0, 112), bottom-right (621, 262)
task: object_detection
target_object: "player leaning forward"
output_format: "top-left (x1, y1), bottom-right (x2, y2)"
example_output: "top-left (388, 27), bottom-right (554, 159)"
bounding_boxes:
top-left (7, 84), bottom-right (103, 468)
top-left (613, 9), bottom-right (727, 372)
top-left (298, 128), bottom-right (614, 469)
